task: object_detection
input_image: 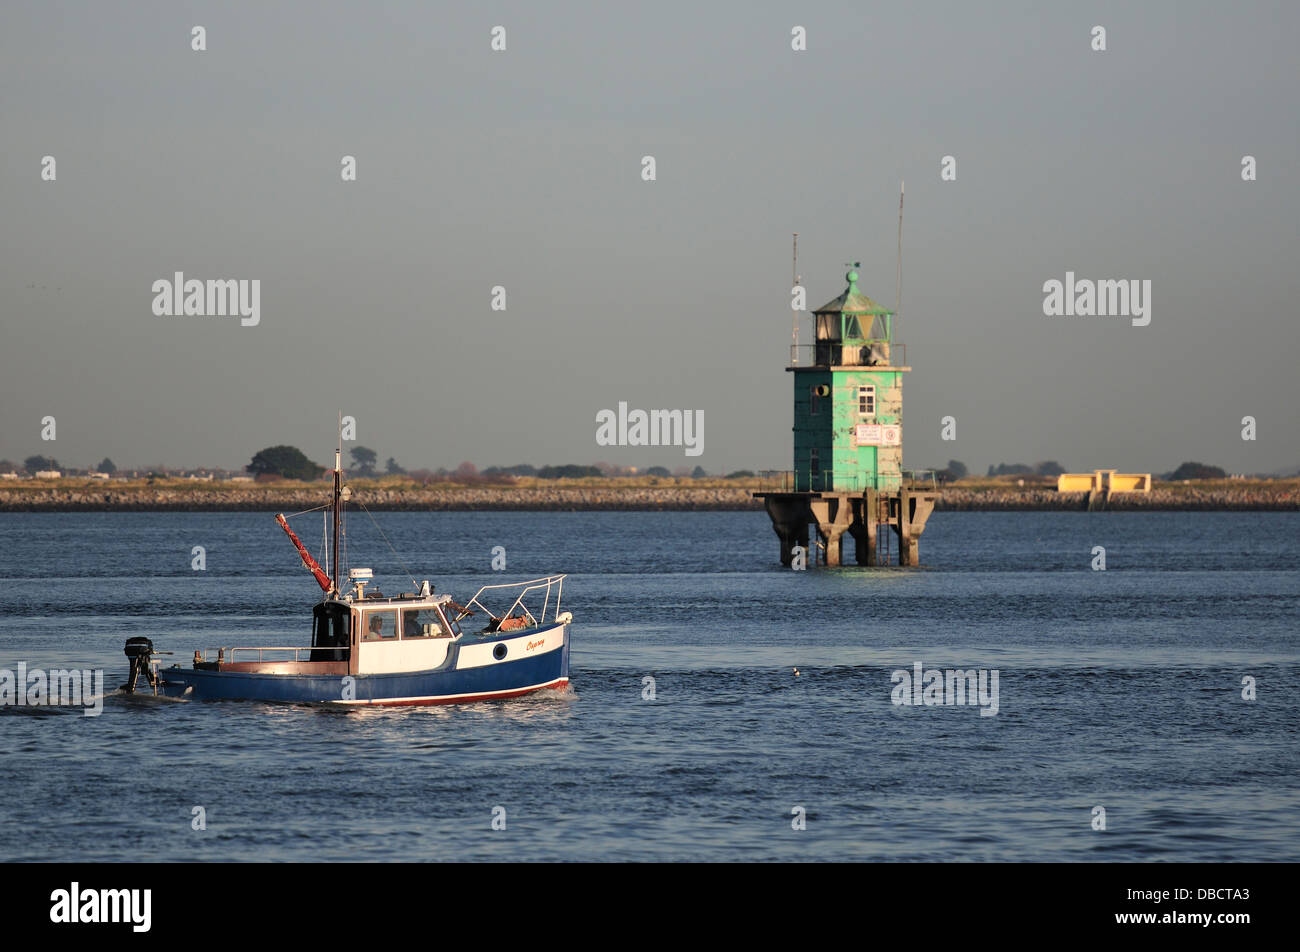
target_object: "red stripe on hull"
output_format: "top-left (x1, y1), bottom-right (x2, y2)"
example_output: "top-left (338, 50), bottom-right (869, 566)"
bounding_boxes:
top-left (359, 677), bottom-right (570, 707)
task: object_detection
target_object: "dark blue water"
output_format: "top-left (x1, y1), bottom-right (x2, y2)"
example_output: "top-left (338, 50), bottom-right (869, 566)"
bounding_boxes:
top-left (1, 510), bottom-right (1297, 861)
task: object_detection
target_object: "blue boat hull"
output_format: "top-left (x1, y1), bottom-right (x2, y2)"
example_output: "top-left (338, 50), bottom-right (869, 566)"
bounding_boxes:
top-left (156, 622), bottom-right (570, 706)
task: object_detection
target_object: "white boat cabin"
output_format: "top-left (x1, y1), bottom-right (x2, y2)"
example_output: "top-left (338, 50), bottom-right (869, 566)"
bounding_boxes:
top-left (309, 588), bottom-right (464, 675)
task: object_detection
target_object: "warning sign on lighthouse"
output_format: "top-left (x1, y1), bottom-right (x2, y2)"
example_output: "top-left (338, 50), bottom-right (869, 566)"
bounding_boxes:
top-left (855, 424), bottom-right (901, 446)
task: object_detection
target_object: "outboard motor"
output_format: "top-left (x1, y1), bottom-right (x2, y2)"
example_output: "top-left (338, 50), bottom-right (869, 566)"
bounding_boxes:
top-left (123, 637), bottom-right (158, 694)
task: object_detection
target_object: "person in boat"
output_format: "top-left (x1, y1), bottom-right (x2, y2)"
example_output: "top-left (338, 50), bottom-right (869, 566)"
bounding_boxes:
top-left (367, 614), bottom-right (396, 641)
top-left (403, 612), bottom-right (421, 639)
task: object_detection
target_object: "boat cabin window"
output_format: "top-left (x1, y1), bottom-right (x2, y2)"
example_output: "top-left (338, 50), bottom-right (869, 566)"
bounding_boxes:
top-left (362, 609), bottom-right (399, 641)
top-left (437, 605), bottom-right (463, 637)
top-left (401, 608), bottom-right (450, 639)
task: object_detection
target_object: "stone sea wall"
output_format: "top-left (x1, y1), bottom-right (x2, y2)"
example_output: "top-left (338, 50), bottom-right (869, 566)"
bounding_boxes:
top-left (0, 485), bottom-right (759, 512)
top-left (1, 483), bottom-right (1297, 512)
top-left (935, 488), bottom-right (1299, 511)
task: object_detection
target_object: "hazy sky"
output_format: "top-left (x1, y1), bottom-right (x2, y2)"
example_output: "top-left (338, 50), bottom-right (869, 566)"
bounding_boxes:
top-left (3, 1), bottom-right (1297, 475)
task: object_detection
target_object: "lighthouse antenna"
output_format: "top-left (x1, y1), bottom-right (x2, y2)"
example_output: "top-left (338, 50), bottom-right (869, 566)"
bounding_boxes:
top-left (791, 233), bottom-right (800, 366)
top-left (895, 180), bottom-right (904, 341)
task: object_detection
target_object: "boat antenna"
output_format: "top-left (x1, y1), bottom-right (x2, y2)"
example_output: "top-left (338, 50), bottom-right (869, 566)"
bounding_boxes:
top-left (332, 413), bottom-right (342, 595)
top-left (895, 180), bottom-right (904, 341)
top-left (358, 500), bottom-right (419, 590)
top-left (791, 232), bottom-right (799, 366)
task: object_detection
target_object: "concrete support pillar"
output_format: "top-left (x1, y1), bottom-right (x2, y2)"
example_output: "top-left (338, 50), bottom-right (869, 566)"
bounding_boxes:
top-left (898, 533), bottom-right (917, 566)
top-left (848, 489), bottom-right (878, 566)
top-left (809, 494), bottom-right (853, 568)
top-left (817, 525), bottom-right (846, 566)
top-left (764, 496), bottom-right (810, 567)
top-left (759, 489), bottom-right (938, 570)
top-left (896, 488), bottom-right (915, 566)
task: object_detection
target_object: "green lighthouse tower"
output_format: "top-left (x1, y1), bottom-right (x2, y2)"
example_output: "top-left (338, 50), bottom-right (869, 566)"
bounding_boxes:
top-left (756, 264), bottom-right (940, 567)
top-left (794, 267), bottom-right (904, 493)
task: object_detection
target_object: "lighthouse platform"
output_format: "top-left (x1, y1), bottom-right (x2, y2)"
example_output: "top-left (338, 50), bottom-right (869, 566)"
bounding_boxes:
top-left (754, 482), bottom-right (940, 567)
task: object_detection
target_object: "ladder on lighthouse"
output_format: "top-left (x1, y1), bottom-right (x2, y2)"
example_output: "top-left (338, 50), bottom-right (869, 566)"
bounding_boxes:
top-left (876, 494), bottom-right (891, 566)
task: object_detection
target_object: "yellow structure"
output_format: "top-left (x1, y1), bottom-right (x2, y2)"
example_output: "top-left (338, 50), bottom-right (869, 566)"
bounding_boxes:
top-left (1057, 470), bottom-right (1151, 494)
top-left (1057, 473), bottom-right (1099, 493)
top-left (1108, 473), bottom-right (1151, 493)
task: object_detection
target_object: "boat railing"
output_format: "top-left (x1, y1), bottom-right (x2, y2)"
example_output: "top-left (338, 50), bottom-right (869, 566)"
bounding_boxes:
top-left (457, 574), bottom-right (567, 629)
top-left (197, 646), bottom-right (349, 664)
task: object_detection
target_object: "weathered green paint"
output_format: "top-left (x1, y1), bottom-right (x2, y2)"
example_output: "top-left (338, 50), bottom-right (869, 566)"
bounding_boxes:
top-left (791, 270), bottom-right (907, 493)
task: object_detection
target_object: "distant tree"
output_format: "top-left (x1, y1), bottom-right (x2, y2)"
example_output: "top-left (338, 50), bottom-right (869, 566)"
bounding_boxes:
top-left (988, 462), bottom-right (1033, 477)
top-left (97, 457), bottom-right (117, 474)
top-left (385, 457), bottom-right (406, 475)
top-left (247, 445), bottom-right (324, 481)
top-left (537, 464), bottom-right (602, 479)
top-left (483, 463), bottom-right (537, 478)
top-left (645, 466), bottom-right (672, 478)
top-left (690, 465), bottom-right (708, 478)
top-left (935, 460), bottom-right (969, 482)
top-left (24, 455), bottom-right (59, 473)
top-left (453, 462), bottom-right (478, 479)
top-left (725, 470), bottom-right (755, 479)
top-left (1165, 461), bottom-right (1227, 481)
top-left (1034, 461), bottom-right (1066, 477)
top-left (350, 446), bottom-right (378, 476)
top-left (0, 459), bottom-right (16, 473)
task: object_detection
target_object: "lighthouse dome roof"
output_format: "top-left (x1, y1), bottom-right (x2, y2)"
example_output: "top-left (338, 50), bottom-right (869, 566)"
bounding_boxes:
top-left (813, 270), bottom-right (893, 315)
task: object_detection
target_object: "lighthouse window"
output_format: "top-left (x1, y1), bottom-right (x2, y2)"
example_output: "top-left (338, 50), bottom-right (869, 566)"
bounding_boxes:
top-left (858, 386), bottom-right (876, 416)
top-left (809, 386), bottom-right (819, 415)
top-left (810, 448), bottom-right (820, 476)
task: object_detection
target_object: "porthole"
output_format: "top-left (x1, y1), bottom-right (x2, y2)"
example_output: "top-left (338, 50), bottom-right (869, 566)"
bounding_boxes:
top-left (493, 643), bottom-right (507, 660)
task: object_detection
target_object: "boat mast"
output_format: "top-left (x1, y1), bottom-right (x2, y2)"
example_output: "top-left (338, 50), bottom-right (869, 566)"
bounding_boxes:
top-left (332, 416), bottom-right (342, 595)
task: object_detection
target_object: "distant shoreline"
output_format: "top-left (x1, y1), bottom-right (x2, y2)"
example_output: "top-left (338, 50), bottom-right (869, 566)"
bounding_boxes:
top-left (1, 479), bottom-right (1296, 512)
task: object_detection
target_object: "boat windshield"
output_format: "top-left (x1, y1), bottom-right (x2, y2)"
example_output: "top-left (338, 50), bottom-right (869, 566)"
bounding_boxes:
top-left (437, 605), bottom-right (462, 637)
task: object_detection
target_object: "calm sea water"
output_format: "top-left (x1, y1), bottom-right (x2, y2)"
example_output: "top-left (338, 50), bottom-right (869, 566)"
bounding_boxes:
top-left (1, 510), bottom-right (1297, 862)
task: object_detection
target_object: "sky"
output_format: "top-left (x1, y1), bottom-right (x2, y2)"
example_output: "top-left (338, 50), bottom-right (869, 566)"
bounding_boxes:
top-left (2, 0), bottom-right (1297, 476)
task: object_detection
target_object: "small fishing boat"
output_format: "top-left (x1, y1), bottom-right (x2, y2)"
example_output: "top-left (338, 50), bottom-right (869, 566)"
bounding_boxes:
top-left (123, 440), bottom-right (572, 706)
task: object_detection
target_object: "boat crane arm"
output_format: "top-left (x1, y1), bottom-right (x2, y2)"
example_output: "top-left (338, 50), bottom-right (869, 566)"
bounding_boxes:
top-left (275, 513), bottom-right (333, 593)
